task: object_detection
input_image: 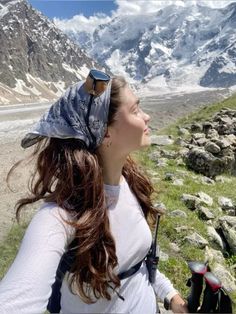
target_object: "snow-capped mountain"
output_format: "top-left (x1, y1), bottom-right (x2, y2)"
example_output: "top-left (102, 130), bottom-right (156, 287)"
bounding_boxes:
top-left (0, 0), bottom-right (102, 104)
top-left (56, 2), bottom-right (236, 93)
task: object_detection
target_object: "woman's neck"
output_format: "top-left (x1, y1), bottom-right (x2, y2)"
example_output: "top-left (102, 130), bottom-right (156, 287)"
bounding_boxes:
top-left (99, 154), bottom-right (126, 186)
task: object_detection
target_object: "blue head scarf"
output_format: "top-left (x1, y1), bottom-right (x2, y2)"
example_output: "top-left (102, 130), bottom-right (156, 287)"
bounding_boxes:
top-left (21, 80), bottom-right (112, 151)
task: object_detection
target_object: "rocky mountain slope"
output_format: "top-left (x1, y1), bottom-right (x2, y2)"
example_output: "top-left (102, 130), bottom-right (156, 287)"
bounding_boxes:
top-left (0, 0), bottom-right (101, 105)
top-left (56, 2), bottom-right (236, 93)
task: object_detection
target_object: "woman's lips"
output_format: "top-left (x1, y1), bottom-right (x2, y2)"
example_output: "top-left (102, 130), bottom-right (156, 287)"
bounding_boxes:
top-left (144, 127), bottom-right (149, 134)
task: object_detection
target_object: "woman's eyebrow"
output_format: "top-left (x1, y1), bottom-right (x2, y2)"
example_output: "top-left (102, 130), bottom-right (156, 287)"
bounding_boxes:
top-left (130, 99), bottom-right (140, 110)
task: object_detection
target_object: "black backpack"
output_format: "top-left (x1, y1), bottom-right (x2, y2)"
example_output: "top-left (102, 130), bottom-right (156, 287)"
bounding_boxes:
top-left (47, 239), bottom-right (144, 313)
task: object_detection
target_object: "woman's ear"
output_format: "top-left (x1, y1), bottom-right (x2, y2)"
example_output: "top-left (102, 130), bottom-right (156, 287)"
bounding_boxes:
top-left (104, 127), bottom-right (111, 139)
top-left (101, 127), bottom-right (112, 148)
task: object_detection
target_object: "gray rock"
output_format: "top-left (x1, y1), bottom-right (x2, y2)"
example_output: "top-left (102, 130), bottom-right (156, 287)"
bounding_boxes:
top-left (191, 123), bottom-right (202, 132)
top-left (206, 129), bottom-right (219, 139)
top-left (205, 246), bottom-right (225, 264)
top-left (179, 148), bottom-right (189, 157)
top-left (172, 179), bottom-right (184, 186)
top-left (148, 150), bottom-right (161, 162)
top-left (196, 192), bottom-right (213, 206)
top-left (181, 194), bottom-right (201, 210)
top-left (169, 242), bottom-right (181, 253)
top-left (160, 149), bottom-right (178, 159)
top-left (178, 128), bottom-right (190, 136)
top-left (214, 138), bottom-right (231, 149)
top-left (212, 264), bottom-right (236, 292)
top-left (225, 134), bottom-right (236, 145)
top-left (169, 210), bottom-right (187, 218)
top-left (207, 226), bottom-right (226, 251)
top-left (201, 176), bottom-right (215, 185)
top-left (176, 158), bottom-right (185, 166)
top-left (175, 226), bottom-right (192, 233)
top-left (175, 137), bottom-right (187, 147)
top-left (218, 197), bottom-right (234, 211)
top-left (151, 135), bottom-right (174, 146)
top-left (218, 216), bottom-right (236, 253)
top-left (196, 138), bottom-right (208, 146)
top-left (184, 232), bottom-right (208, 249)
top-left (197, 206), bottom-right (215, 220)
top-left (184, 147), bottom-right (233, 178)
top-left (205, 141), bottom-right (221, 154)
top-left (154, 202), bottom-right (167, 213)
top-left (193, 133), bottom-right (205, 140)
top-left (156, 158), bottom-right (168, 167)
top-left (160, 250), bottom-right (169, 262)
top-left (164, 173), bottom-right (175, 181)
top-left (202, 121), bottom-right (214, 133)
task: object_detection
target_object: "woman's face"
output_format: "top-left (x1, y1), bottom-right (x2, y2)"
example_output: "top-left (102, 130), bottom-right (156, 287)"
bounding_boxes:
top-left (108, 86), bottom-right (151, 155)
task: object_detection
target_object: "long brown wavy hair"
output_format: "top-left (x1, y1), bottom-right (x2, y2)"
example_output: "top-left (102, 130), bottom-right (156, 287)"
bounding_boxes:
top-left (8, 76), bottom-right (161, 303)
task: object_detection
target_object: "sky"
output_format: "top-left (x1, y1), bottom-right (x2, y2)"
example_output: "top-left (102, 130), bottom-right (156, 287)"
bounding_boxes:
top-left (28, 0), bottom-right (117, 19)
top-left (28, 0), bottom-right (236, 34)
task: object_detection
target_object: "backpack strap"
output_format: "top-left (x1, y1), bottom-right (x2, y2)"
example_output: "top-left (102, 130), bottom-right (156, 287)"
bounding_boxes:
top-left (47, 238), bottom-right (77, 313)
top-left (47, 240), bottom-right (145, 313)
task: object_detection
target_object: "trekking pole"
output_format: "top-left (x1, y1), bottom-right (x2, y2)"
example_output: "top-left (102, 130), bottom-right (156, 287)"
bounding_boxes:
top-left (217, 287), bottom-right (233, 313)
top-left (198, 272), bottom-right (222, 313)
top-left (186, 261), bottom-right (208, 313)
top-left (146, 214), bottom-right (160, 283)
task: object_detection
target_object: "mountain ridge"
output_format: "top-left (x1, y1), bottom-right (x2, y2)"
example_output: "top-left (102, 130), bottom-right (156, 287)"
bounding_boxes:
top-left (55, 2), bottom-right (236, 93)
top-left (0, 0), bottom-right (103, 105)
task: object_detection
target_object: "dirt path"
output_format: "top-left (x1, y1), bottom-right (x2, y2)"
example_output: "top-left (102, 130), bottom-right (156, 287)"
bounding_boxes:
top-left (0, 88), bottom-right (232, 242)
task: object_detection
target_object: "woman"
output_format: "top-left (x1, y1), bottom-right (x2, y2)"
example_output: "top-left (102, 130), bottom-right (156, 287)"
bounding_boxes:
top-left (0, 70), bottom-right (188, 313)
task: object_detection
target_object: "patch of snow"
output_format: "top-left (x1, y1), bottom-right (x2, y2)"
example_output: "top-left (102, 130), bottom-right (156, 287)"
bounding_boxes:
top-left (219, 60), bottom-right (236, 74)
top-left (0, 96), bottom-right (10, 104)
top-left (0, 5), bottom-right (9, 19)
top-left (13, 80), bottom-right (31, 95)
top-left (52, 81), bottom-right (66, 96)
top-left (62, 63), bottom-right (82, 79)
top-left (77, 64), bottom-right (90, 78)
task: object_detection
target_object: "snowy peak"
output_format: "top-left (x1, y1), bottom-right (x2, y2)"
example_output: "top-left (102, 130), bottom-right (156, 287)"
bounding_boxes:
top-left (57, 2), bottom-right (236, 92)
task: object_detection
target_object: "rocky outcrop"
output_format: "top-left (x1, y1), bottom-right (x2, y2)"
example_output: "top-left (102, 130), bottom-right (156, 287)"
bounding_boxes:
top-left (181, 109), bottom-right (236, 178)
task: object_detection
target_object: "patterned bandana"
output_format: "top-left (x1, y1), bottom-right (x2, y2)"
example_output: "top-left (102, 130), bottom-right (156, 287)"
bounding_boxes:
top-left (21, 80), bottom-right (112, 151)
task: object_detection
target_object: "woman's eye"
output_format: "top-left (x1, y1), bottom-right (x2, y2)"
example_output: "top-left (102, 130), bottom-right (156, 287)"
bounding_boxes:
top-left (133, 107), bottom-right (140, 114)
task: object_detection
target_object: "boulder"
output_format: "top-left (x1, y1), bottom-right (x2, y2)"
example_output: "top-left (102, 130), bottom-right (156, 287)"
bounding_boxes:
top-left (205, 141), bottom-right (221, 154)
top-left (172, 179), bottom-right (184, 186)
top-left (218, 197), bottom-right (234, 211)
top-left (207, 226), bottom-right (226, 251)
top-left (191, 123), bottom-right (202, 132)
top-left (196, 192), bottom-right (213, 206)
top-left (218, 216), bottom-right (236, 253)
top-left (205, 246), bottom-right (225, 264)
top-left (184, 147), bottom-right (233, 178)
top-left (151, 135), bottom-right (174, 146)
top-left (201, 176), bottom-right (215, 185)
top-left (184, 232), bottom-right (208, 249)
top-left (212, 263), bottom-right (236, 292)
top-left (169, 210), bottom-right (187, 218)
top-left (197, 206), bottom-right (215, 220)
top-left (181, 194), bottom-right (201, 210)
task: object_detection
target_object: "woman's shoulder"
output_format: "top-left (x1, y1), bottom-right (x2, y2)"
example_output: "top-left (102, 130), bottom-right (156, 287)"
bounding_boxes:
top-left (31, 201), bottom-right (75, 244)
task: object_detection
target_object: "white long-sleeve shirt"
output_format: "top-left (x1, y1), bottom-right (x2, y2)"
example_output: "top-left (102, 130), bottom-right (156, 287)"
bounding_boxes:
top-left (0, 176), bottom-right (177, 313)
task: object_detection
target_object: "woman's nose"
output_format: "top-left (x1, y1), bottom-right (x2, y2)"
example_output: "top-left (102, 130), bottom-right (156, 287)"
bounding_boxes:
top-left (143, 111), bottom-right (150, 123)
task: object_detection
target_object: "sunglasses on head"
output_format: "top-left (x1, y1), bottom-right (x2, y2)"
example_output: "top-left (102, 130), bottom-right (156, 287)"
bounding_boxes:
top-left (85, 69), bottom-right (111, 97)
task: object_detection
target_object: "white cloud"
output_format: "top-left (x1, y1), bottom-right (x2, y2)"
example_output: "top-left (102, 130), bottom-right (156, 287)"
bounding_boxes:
top-left (115, 0), bottom-right (236, 15)
top-left (53, 13), bottom-right (111, 35)
top-left (54, 0), bottom-right (236, 34)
